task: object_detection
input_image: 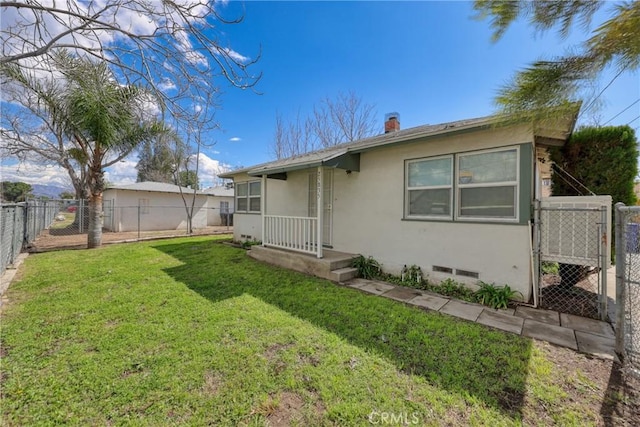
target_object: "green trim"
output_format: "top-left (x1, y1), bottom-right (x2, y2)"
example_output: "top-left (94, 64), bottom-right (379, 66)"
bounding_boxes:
top-left (518, 142), bottom-right (534, 225)
top-left (401, 218), bottom-right (528, 226)
top-left (401, 143), bottom-right (534, 225)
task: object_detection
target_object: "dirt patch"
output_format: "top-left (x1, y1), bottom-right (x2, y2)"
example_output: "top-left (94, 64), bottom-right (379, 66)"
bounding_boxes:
top-left (29, 226), bottom-right (232, 252)
top-left (540, 273), bottom-right (601, 319)
top-left (265, 392), bottom-right (305, 427)
top-left (264, 343), bottom-right (295, 362)
top-left (532, 340), bottom-right (640, 426)
top-left (201, 370), bottom-right (222, 396)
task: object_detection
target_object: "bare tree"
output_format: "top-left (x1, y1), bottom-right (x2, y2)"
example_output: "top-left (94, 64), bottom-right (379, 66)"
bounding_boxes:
top-left (1, 0), bottom-right (260, 159)
top-left (271, 91), bottom-right (377, 159)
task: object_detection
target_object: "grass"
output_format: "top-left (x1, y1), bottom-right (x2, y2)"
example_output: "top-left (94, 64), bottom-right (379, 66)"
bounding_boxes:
top-left (0, 236), bottom-right (613, 425)
top-left (48, 211), bottom-right (76, 229)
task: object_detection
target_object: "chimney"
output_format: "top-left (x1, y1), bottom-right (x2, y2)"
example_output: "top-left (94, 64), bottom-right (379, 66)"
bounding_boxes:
top-left (384, 112), bottom-right (400, 133)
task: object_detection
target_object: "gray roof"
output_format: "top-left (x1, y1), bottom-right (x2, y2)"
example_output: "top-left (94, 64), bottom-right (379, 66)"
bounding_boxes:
top-left (202, 186), bottom-right (234, 197)
top-left (218, 114), bottom-right (498, 178)
top-left (106, 181), bottom-right (207, 195)
top-left (219, 110), bottom-right (579, 179)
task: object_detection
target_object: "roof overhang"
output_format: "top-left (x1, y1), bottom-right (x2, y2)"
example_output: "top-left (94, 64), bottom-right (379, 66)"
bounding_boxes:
top-left (246, 151), bottom-right (360, 179)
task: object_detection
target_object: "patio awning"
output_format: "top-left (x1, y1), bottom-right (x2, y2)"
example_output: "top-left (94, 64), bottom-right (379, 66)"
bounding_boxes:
top-left (247, 150), bottom-right (360, 180)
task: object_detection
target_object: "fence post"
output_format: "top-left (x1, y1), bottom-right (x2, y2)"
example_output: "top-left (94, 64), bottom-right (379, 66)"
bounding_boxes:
top-left (599, 205), bottom-right (608, 321)
top-left (532, 200), bottom-right (541, 307)
top-left (137, 204), bottom-right (141, 240)
top-left (615, 202), bottom-right (626, 357)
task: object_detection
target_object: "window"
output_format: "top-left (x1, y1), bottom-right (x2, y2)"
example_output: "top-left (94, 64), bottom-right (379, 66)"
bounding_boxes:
top-left (405, 156), bottom-right (453, 219)
top-left (220, 201), bottom-right (229, 214)
top-left (404, 146), bottom-right (520, 222)
top-left (236, 181), bottom-right (261, 213)
top-left (457, 148), bottom-right (518, 220)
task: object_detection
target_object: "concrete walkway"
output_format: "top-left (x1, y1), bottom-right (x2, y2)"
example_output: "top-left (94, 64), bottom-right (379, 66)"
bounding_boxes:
top-left (344, 277), bottom-right (618, 362)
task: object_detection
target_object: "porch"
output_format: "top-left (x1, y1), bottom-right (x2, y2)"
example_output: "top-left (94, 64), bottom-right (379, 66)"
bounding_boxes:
top-left (248, 245), bottom-right (359, 282)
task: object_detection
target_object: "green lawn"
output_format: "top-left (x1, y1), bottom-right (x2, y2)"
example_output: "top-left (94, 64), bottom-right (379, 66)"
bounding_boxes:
top-left (0, 236), bottom-right (619, 425)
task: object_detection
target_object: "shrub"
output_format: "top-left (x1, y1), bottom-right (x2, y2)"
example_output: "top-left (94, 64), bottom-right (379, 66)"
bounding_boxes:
top-left (352, 255), bottom-right (381, 279)
top-left (474, 282), bottom-right (522, 309)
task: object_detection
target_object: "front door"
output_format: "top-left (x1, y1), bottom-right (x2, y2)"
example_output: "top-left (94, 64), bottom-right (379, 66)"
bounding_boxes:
top-left (308, 169), bottom-right (333, 246)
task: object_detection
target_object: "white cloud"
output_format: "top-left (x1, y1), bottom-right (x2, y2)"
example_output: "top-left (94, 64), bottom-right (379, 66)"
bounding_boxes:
top-left (0, 156), bottom-right (138, 189)
top-left (216, 47), bottom-right (250, 64)
top-left (158, 78), bottom-right (177, 92)
top-left (104, 156), bottom-right (138, 186)
top-left (1, 161), bottom-right (73, 188)
top-left (229, 137), bottom-right (241, 142)
top-left (188, 153), bottom-right (231, 188)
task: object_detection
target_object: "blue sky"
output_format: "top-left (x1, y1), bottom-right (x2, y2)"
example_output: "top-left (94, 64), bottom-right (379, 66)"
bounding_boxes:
top-left (2, 1), bottom-right (639, 189)
top-left (207, 0), bottom-right (639, 175)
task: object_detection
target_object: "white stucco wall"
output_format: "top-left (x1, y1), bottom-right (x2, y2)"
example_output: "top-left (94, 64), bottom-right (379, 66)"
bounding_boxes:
top-left (230, 123), bottom-right (538, 300)
top-left (103, 189), bottom-right (208, 232)
top-left (206, 195), bottom-right (235, 226)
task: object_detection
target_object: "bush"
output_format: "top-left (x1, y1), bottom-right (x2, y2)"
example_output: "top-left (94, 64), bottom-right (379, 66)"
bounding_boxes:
top-left (352, 255), bottom-right (381, 279)
top-left (474, 282), bottom-right (522, 309)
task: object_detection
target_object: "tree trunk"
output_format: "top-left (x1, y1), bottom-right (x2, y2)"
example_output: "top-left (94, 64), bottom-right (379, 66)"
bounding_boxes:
top-left (87, 192), bottom-right (103, 248)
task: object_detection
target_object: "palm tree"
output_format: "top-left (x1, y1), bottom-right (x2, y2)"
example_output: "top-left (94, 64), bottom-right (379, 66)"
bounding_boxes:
top-left (58, 53), bottom-right (165, 248)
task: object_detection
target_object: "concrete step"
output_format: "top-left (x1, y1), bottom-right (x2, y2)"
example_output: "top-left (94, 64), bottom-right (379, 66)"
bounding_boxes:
top-left (331, 267), bottom-right (359, 282)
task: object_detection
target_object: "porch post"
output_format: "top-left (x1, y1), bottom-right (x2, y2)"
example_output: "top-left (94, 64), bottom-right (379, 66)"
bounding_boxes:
top-left (316, 166), bottom-right (323, 258)
top-left (261, 174), bottom-right (267, 247)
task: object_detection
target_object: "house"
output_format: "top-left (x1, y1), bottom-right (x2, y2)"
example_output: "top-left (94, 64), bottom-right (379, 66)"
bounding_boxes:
top-left (103, 181), bottom-right (231, 232)
top-left (202, 185), bottom-right (235, 226)
top-left (220, 111), bottom-right (580, 302)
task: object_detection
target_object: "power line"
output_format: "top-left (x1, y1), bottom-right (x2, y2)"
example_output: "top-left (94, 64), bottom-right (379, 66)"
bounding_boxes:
top-left (628, 114), bottom-right (640, 125)
top-left (578, 68), bottom-right (626, 119)
top-left (602, 98), bottom-right (640, 125)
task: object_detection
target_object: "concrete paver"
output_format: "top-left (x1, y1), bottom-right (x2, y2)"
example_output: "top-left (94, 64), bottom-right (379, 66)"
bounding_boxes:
top-left (358, 282), bottom-right (396, 295)
top-left (382, 286), bottom-right (423, 302)
top-left (560, 313), bottom-right (614, 339)
top-left (346, 278), bottom-right (374, 289)
top-left (439, 300), bottom-right (484, 322)
top-left (407, 294), bottom-right (449, 311)
top-left (343, 278), bottom-right (616, 360)
top-left (575, 331), bottom-right (618, 362)
top-left (522, 319), bottom-right (577, 350)
top-left (515, 305), bottom-right (560, 325)
top-left (476, 309), bottom-right (524, 335)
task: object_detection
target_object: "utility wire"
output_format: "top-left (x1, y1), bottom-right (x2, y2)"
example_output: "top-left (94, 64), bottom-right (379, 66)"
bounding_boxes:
top-left (578, 68), bottom-right (626, 119)
top-left (627, 114), bottom-right (640, 125)
top-left (602, 98), bottom-right (640, 125)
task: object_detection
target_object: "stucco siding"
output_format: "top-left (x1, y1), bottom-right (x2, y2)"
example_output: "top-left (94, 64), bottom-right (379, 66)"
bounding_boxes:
top-left (228, 123), bottom-right (537, 300)
top-left (332, 124), bottom-right (535, 299)
top-left (103, 189), bottom-right (208, 232)
top-left (206, 195), bottom-right (234, 226)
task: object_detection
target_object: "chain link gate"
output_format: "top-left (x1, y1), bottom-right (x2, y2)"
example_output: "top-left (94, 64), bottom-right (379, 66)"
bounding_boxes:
top-left (534, 196), bottom-right (611, 321)
top-left (615, 203), bottom-right (640, 376)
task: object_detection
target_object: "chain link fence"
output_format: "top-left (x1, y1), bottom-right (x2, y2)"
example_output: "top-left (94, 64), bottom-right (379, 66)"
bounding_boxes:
top-left (1, 200), bottom-right (61, 275)
top-left (29, 201), bottom-right (233, 251)
top-left (615, 203), bottom-right (640, 376)
top-left (535, 204), bottom-right (608, 320)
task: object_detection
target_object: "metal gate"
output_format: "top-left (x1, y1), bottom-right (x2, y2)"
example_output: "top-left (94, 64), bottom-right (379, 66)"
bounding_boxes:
top-left (534, 196), bottom-right (611, 320)
top-left (615, 203), bottom-right (640, 375)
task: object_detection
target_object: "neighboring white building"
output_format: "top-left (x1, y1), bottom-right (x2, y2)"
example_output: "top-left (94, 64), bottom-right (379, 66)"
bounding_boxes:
top-left (103, 182), bottom-right (232, 232)
top-left (220, 110), bottom-right (581, 302)
top-left (202, 185), bottom-right (235, 226)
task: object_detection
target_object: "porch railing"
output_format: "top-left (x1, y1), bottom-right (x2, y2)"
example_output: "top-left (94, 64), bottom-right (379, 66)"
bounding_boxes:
top-left (264, 215), bottom-right (319, 256)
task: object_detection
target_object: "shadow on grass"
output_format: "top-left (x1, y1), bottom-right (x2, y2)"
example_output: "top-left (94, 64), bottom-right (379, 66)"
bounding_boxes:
top-left (153, 239), bottom-right (533, 419)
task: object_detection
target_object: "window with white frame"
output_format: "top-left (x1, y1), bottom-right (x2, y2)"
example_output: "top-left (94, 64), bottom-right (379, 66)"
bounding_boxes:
top-left (457, 148), bottom-right (518, 220)
top-left (405, 155), bottom-right (453, 219)
top-left (404, 146), bottom-right (520, 222)
top-left (236, 181), bottom-right (261, 213)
